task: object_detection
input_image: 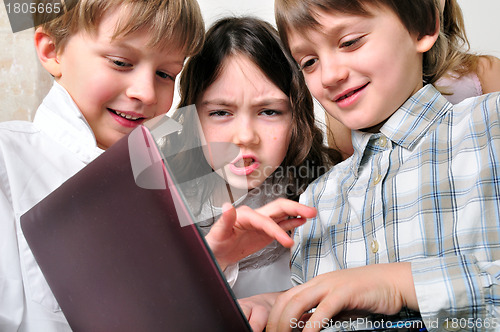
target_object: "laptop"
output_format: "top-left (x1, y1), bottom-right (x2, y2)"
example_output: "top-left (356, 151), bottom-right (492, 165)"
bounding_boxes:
top-left (20, 118), bottom-right (252, 332)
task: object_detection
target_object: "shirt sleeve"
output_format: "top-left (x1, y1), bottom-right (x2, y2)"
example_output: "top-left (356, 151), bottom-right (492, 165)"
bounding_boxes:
top-left (0, 157), bottom-right (24, 331)
top-left (412, 252), bottom-right (500, 330)
top-left (412, 94), bottom-right (500, 330)
top-left (223, 262), bottom-right (239, 288)
top-left (289, 189), bottom-right (312, 287)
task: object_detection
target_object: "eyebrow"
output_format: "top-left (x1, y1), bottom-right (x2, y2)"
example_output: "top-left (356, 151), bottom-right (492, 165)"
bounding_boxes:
top-left (253, 98), bottom-right (290, 108)
top-left (110, 40), bottom-right (185, 67)
top-left (291, 22), bottom-right (347, 56)
top-left (109, 39), bottom-right (140, 53)
top-left (201, 98), bottom-right (289, 108)
top-left (200, 99), bottom-right (233, 107)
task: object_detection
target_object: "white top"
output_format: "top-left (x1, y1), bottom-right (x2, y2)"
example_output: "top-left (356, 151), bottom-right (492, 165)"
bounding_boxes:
top-left (435, 71), bottom-right (483, 104)
top-left (0, 82), bottom-right (103, 331)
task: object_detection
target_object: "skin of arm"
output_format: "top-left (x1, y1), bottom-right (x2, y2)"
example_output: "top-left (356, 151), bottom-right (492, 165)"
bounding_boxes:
top-left (477, 55), bottom-right (500, 94)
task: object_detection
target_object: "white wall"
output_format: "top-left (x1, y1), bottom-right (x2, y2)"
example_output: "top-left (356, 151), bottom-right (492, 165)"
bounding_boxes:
top-left (196, 0), bottom-right (276, 26)
top-left (456, 0), bottom-right (500, 57)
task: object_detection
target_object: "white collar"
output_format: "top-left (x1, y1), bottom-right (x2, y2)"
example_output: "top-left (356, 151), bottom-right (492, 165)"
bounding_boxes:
top-left (34, 81), bottom-right (104, 163)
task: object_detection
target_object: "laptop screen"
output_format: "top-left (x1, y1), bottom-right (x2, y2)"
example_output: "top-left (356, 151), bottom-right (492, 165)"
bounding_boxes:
top-left (21, 116), bottom-right (252, 332)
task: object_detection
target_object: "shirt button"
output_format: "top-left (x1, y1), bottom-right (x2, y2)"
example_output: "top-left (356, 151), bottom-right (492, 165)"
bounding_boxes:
top-left (374, 173), bottom-right (382, 185)
top-left (370, 240), bottom-right (379, 253)
top-left (379, 136), bottom-right (387, 147)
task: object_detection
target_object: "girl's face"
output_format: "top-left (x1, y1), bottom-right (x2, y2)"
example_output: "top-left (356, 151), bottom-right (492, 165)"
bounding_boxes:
top-left (197, 54), bottom-right (292, 191)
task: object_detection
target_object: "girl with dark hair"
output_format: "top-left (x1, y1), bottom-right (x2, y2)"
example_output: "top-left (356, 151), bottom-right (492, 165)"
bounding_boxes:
top-left (164, 16), bottom-right (340, 298)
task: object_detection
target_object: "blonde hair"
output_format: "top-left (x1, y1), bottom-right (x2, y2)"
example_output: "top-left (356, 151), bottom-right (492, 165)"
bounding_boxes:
top-left (35, 0), bottom-right (204, 56)
top-left (438, 0), bottom-right (495, 81)
top-left (275, 0), bottom-right (448, 84)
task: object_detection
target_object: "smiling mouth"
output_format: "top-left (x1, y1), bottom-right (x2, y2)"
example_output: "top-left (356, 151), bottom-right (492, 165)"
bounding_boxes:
top-left (336, 83), bottom-right (369, 102)
top-left (108, 108), bottom-right (143, 121)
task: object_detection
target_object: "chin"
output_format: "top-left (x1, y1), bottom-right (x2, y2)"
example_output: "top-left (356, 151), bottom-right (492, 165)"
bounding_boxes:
top-left (227, 178), bottom-right (263, 193)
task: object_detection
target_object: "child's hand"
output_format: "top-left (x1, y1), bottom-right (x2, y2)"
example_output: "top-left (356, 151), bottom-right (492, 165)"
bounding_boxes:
top-left (238, 291), bottom-right (283, 332)
top-left (205, 198), bottom-right (316, 271)
top-left (266, 262), bottom-right (419, 332)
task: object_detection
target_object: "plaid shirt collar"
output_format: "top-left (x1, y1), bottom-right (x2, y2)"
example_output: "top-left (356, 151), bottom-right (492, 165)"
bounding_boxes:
top-left (350, 84), bottom-right (452, 177)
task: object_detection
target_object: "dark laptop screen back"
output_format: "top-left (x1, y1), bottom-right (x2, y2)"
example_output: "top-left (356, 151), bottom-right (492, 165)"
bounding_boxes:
top-left (20, 125), bottom-right (252, 332)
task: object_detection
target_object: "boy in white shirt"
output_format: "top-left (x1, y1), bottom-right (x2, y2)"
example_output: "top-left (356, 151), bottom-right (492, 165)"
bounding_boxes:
top-left (0, 2), bottom-right (313, 330)
top-left (0, 1), bottom-right (204, 330)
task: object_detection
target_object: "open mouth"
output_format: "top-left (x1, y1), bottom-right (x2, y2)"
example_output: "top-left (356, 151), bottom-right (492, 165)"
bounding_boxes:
top-left (229, 156), bottom-right (260, 176)
top-left (336, 83), bottom-right (369, 102)
top-left (233, 157), bottom-right (255, 168)
top-left (108, 108), bottom-right (143, 121)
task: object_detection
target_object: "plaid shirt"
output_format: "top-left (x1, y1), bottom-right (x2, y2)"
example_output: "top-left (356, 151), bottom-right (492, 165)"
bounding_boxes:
top-left (295, 85), bottom-right (500, 331)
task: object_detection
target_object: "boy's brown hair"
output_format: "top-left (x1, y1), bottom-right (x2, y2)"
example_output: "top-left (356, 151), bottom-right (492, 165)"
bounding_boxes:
top-left (275, 0), bottom-right (447, 84)
top-left (35, 0), bottom-right (205, 56)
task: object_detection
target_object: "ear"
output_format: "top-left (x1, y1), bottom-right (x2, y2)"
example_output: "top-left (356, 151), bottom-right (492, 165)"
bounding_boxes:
top-left (34, 27), bottom-right (62, 78)
top-left (415, 17), bottom-right (440, 53)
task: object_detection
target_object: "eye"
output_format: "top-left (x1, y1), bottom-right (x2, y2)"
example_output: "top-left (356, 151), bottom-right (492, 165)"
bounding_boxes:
top-left (340, 36), bottom-right (364, 49)
top-left (208, 110), bottom-right (232, 117)
top-left (156, 70), bottom-right (175, 81)
top-left (259, 109), bottom-right (282, 116)
top-left (110, 59), bottom-right (132, 69)
top-left (299, 58), bottom-right (318, 72)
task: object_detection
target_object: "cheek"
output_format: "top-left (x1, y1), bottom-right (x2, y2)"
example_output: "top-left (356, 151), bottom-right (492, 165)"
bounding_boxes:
top-left (198, 124), bottom-right (225, 144)
top-left (198, 124), bottom-right (236, 167)
top-left (88, 86), bottom-right (116, 105)
top-left (304, 74), bottom-right (324, 101)
top-left (156, 86), bottom-right (176, 115)
top-left (266, 126), bottom-right (291, 162)
top-left (79, 73), bottom-right (121, 106)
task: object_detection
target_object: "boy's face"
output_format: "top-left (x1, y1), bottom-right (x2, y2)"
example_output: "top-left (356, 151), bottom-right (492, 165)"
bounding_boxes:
top-left (288, 5), bottom-right (431, 131)
top-left (55, 9), bottom-right (185, 149)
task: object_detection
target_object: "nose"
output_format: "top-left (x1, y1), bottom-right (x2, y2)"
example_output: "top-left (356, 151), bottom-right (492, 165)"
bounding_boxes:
top-left (321, 55), bottom-right (349, 88)
top-left (233, 116), bottom-right (260, 146)
top-left (126, 70), bottom-right (158, 106)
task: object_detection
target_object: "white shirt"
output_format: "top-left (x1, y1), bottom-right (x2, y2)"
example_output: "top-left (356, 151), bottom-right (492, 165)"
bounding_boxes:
top-left (0, 82), bottom-right (103, 331)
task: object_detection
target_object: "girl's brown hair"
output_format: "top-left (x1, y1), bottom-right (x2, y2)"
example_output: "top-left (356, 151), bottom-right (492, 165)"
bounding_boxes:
top-left (170, 16), bottom-right (341, 201)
